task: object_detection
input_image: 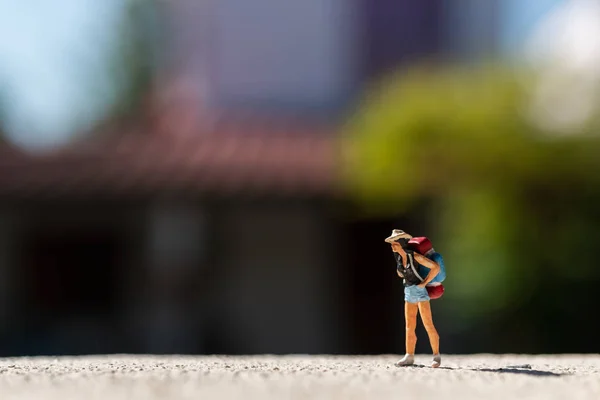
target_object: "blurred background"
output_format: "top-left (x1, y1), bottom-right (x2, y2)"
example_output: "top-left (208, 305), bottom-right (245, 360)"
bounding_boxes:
top-left (0, 0), bottom-right (598, 356)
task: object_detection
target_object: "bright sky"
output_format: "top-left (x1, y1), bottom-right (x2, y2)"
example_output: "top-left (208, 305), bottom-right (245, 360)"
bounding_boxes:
top-left (499, 0), bottom-right (565, 53)
top-left (523, 0), bottom-right (600, 135)
top-left (0, 0), bottom-right (124, 150)
top-left (525, 0), bottom-right (600, 66)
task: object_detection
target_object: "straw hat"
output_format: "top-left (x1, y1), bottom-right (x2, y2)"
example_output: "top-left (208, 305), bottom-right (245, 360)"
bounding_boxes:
top-left (384, 229), bottom-right (413, 243)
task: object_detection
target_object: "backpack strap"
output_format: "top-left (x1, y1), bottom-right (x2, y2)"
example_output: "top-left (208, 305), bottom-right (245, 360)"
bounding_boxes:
top-left (406, 252), bottom-right (424, 282)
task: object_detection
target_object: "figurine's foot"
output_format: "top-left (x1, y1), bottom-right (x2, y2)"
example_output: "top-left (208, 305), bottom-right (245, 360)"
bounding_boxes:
top-left (395, 354), bottom-right (415, 367)
top-left (431, 354), bottom-right (441, 368)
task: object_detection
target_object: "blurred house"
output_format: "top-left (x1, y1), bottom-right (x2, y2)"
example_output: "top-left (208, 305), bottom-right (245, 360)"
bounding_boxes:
top-left (0, 0), bottom-right (504, 356)
top-left (0, 104), bottom-right (351, 355)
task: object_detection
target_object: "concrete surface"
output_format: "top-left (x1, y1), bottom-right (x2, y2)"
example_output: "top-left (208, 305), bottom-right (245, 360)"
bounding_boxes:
top-left (0, 354), bottom-right (598, 400)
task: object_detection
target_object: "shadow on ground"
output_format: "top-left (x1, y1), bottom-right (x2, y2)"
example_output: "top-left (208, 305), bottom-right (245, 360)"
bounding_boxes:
top-left (406, 365), bottom-right (565, 377)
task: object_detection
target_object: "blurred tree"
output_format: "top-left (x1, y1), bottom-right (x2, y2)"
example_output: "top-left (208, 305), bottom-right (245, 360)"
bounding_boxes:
top-left (105, 0), bottom-right (163, 122)
top-left (344, 62), bottom-right (600, 352)
top-left (0, 87), bottom-right (9, 143)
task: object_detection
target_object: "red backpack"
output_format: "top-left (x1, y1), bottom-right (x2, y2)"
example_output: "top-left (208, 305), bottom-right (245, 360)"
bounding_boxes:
top-left (407, 237), bottom-right (445, 300)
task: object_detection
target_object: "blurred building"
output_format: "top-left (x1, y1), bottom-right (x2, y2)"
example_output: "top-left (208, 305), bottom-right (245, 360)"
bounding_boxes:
top-left (444, 0), bottom-right (500, 57)
top-left (0, 116), bottom-right (349, 355)
top-left (164, 0), bottom-right (465, 115)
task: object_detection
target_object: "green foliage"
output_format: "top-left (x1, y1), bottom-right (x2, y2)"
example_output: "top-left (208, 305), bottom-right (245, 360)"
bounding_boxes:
top-left (346, 63), bottom-right (600, 205)
top-left (0, 88), bottom-right (8, 142)
top-left (108, 0), bottom-right (162, 118)
top-left (344, 62), bottom-right (600, 323)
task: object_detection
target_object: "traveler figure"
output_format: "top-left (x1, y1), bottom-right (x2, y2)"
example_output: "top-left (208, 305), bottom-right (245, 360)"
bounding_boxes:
top-left (385, 229), bottom-right (442, 368)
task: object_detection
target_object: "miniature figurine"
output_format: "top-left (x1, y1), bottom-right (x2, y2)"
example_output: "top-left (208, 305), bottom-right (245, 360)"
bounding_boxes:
top-left (385, 229), bottom-right (444, 368)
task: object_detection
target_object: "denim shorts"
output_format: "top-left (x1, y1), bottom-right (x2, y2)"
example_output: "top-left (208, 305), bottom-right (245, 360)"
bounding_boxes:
top-left (404, 285), bottom-right (430, 303)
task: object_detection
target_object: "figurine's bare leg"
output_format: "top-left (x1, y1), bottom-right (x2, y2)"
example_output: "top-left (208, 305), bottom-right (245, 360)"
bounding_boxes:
top-left (405, 302), bottom-right (419, 355)
top-left (418, 301), bottom-right (441, 367)
top-left (396, 302), bottom-right (418, 367)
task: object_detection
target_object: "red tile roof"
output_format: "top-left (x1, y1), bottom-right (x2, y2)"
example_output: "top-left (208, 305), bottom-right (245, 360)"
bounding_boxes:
top-left (0, 125), bottom-right (340, 199)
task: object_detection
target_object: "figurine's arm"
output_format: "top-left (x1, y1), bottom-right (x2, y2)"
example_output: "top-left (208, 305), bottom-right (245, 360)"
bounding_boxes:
top-left (414, 253), bottom-right (440, 287)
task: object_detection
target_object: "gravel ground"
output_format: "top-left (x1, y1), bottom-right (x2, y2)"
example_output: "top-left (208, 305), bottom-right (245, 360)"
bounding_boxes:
top-left (0, 354), bottom-right (598, 400)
